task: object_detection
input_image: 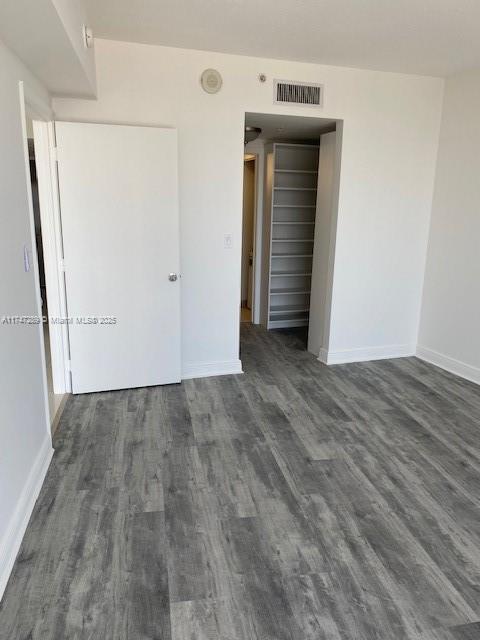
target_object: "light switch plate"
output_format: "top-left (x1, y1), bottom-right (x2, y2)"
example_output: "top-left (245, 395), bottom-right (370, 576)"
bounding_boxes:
top-left (224, 233), bottom-right (233, 249)
top-left (23, 245), bottom-right (31, 272)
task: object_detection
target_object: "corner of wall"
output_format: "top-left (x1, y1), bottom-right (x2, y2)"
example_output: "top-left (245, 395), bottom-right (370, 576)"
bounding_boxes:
top-left (414, 77), bottom-right (447, 350)
top-left (51, 0), bottom-right (97, 96)
top-left (416, 346), bottom-right (480, 385)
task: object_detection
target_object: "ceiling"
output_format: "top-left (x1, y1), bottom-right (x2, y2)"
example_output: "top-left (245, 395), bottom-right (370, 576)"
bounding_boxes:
top-left (245, 113), bottom-right (336, 143)
top-left (85, 0), bottom-right (480, 77)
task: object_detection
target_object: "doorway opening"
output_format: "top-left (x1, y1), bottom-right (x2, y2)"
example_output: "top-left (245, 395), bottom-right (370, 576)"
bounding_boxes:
top-left (242, 112), bottom-right (342, 358)
top-left (25, 116), bottom-right (67, 428)
top-left (20, 81), bottom-right (70, 431)
top-left (241, 154), bottom-right (256, 323)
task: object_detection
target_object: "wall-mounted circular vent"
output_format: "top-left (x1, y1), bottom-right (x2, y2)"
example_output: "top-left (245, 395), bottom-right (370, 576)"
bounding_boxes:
top-left (200, 69), bottom-right (223, 94)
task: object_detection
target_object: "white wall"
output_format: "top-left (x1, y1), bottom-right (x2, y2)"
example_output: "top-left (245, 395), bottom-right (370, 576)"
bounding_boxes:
top-left (418, 69), bottom-right (480, 383)
top-left (308, 131), bottom-right (339, 358)
top-left (0, 39), bottom-right (53, 598)
top-left (53, 39), bottom-right (444, 373)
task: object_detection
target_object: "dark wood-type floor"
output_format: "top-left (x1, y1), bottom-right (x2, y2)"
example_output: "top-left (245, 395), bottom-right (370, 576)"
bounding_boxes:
top-left (2, 324), bottom-right (480, 639)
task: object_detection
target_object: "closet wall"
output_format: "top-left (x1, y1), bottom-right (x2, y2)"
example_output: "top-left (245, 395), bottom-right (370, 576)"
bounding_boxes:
top-left (308, 131), bottom-right (340, 357)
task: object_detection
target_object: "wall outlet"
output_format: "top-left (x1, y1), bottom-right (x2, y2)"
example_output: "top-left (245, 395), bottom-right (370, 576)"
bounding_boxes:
top-left (224, 233), bottom-right (233, 249)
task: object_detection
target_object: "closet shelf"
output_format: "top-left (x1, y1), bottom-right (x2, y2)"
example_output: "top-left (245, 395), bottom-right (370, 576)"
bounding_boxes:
top-left (274, 187), bottom-right (317, 192)
top-left (266, 143), bottom-right (319, 330)
top-left (272, 239), bottom-right (314, 243)
top-left (270, 304), bottom-right (310, 315)
top-left (271, 270), bottom-right (312, 277)
top-left (275, 169), bottom-right (317, 174)
top-left (272, 253), bottom-right (313, 258)
top-left (269, 318), bottom-right (309, 328)
top-left (273, 204), bottom-right (316, 208)
top-left (270, 288), bottom-right (311, 295)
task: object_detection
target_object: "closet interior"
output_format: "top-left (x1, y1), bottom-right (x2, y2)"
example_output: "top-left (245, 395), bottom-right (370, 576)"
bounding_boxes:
top-left (265, 143), bottom-right (319, 329)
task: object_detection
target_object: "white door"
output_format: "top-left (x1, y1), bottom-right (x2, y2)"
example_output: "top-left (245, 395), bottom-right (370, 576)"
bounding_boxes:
top-left (55, 122), bottom-right (181, 394)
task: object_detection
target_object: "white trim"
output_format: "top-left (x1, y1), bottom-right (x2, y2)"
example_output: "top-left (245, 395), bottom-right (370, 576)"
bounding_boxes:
top-left (19, 82), bottom-right (52, 435)
top-left (318, 347), bottom-right (329, 364)
top-left (21, 80), bottom-right (70, 396)
top-left (0, 437), bottom-right (54, 601)
top-left (319, 343), bottom-right (415, 365)
top-left (182, 359), bottom-right (243, 380)
top-left (32, 121), bottom-right (71, 394)
top-left (416, 346), bottom-right (480, 385)
top-left (252, 145), bottom-right (264, 325)
top-left (250, 154), bottom-right (258, 324)
top-left (240, 150), bottom-right (259, 324)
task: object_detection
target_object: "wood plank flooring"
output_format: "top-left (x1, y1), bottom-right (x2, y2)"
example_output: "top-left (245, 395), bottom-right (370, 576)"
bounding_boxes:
top-left (1, 324), bottom-right (480, 639)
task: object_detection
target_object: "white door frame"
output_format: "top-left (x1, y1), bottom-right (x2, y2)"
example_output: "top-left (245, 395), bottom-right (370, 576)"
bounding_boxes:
top-left (243, 137), bottom-right (266, 325)
top-left (250, 154), bottom-right (259, 323)
top-left (19, 81), bottom-right (70, 399)
top-left (242, 153), bottom-right (258, 322)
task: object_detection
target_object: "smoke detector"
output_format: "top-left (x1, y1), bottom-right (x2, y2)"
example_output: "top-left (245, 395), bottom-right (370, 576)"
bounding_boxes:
top-left (200, 69), bottom-right (223, 94)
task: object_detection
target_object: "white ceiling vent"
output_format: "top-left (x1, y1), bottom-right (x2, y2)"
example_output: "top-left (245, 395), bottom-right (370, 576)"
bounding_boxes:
top-left (274, 80), bottom-right (323, 108)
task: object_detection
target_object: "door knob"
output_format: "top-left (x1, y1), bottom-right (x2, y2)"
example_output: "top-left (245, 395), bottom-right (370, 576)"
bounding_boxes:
top-left (168, 273), bottom-right (178, 282)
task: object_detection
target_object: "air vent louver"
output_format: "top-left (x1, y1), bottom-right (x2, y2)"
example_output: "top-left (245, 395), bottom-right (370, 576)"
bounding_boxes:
top-left (274, 80), bottom-right (323, 107)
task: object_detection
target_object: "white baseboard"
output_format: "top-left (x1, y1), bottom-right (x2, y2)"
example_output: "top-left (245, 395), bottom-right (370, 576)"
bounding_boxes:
top-left (182, 359), bottom-right (243, 380)
top-left (319, 343), bottom-right (415, 365)
top-left (416, 346), bottom-right (480, 385)
top-left (318, 347), bottom-right (329, 364)
top-left (0, 436), bottom-right (53, 601)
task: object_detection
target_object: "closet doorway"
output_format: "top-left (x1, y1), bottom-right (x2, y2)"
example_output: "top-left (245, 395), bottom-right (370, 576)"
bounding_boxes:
top-left (26, 125), bottom-right (64, 424)
top-left (243, 113), bottom-right (342, 358)
top-left (241, 154), bottom-right (256, 323)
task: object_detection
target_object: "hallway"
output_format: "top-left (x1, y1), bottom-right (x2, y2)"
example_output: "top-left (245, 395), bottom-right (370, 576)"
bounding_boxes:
top-left (1, 324), bottom-right (480, 639)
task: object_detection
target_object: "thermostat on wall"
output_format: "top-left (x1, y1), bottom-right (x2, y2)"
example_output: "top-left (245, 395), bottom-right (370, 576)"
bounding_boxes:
top-left (200, 69), bottom-right (223, 94)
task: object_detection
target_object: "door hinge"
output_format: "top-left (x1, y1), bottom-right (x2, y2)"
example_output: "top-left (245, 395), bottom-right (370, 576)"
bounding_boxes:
top-left (51, 146), bottom-right (58, 163)
top-left (59, 258), bottom-right (66, 272)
